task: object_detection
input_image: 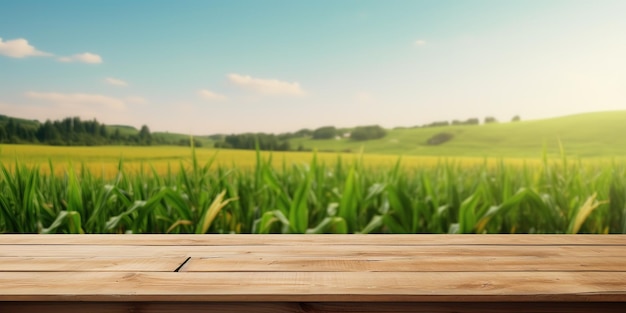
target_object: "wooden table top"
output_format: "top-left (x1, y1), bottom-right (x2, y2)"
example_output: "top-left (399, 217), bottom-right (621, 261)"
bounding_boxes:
top-left (1, 234), bottom-right (625, 303)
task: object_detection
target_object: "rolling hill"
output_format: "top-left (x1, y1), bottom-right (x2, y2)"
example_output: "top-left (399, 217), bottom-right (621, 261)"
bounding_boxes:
top-left (291, 111), bottom-right (626, 158)
top-left (1, 111), bottom-right (625, 158)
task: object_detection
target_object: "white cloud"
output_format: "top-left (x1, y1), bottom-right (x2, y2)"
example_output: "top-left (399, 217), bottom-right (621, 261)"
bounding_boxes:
top-left (105, 77), bottom-right (128, 87)
top-left (228, 73), bottom-right (306, 96)
top-left (414, 39), bottom-right (427, 46)
top-left (125, 96), bottom-right (147, 104)
top-left (0, 37), bottom-right (51, 58)
top-left (198, 89), bottom-right (228, 101)
top-left (25, 91), bottom-right (125, 111)
top-left (58, 52), bottom-right (102, 64)
top-left (0, 38), bottom-right (104, 65)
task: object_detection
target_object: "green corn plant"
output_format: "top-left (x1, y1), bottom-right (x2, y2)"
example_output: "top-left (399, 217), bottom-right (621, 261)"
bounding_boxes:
top-left (196, 190), bottom-right (238, 234)
top-left (1, 145), bottom-right (626, 235)
top-left (567, 193), bottom-right (605, 234)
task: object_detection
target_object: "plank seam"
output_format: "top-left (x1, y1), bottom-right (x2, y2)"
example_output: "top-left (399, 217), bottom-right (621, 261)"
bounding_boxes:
top-left (173, 257), bottom-right (191, 272)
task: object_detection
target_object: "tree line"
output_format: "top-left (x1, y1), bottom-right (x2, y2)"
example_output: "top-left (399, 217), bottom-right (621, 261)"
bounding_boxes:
top-left (214, 133), bottom-right (290, 151)
top-left (411, 115), bottom-right (521, 129)
top-left (0, 116), bottom-right (159, 146)
top-left (210, 125), bottom-right (387, 152)
top-left (309, 125), bottom-right (387, 141)
top-left (1, 113), bottom-right (522, 150)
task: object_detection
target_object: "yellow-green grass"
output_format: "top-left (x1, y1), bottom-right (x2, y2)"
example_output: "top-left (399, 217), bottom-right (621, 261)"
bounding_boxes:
top-left (0, 144), bottom-right (540, 178)
top-left (2, 143), bottom-right (625, 235)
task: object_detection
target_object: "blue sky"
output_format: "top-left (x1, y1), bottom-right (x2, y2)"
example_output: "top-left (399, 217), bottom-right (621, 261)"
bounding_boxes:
top-left (1, 0), bottom-right (625, 134)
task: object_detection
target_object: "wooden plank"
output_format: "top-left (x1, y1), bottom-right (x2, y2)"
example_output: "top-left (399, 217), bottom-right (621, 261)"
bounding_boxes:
top-left (0, 302), bottom-right (302, 313)
top-left (2, 244), bottom-right (625, 258)
top-left (0, 245), bottom-right (186, 257)
top-left (2, 302), bottom-right (625, 313)
top-left (181, 255), bottom-right (626, 272)
top-left (2, 234), bottom-right (625, 246)
top-left (0, 257), bottom-right (186, 272)
top-left (1, 271), bottom-right (625, 302)
top-left (0, 255), bottom-right (626, 272)
top-left (1, 235), bottom-right (624, 309)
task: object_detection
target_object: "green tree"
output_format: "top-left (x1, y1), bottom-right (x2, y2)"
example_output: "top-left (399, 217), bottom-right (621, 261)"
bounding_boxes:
top-left (312, 126), bottom-right (337, 139)
top-left (36, 120), bottom-right (63, 144)
top-left (295, 128), bottom-right (313, 137)
top-left (484, 116), bottom-right (498, 124)
top-left (465, 118), bottom-right (480, 125)
top-left (350, 125), bottom-right (387, 141)
top-left (138, 125), bottom-right (152, 145)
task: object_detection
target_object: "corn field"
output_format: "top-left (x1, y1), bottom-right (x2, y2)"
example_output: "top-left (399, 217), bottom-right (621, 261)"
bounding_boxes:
top-left (1, 149), bottom-right (625, 234)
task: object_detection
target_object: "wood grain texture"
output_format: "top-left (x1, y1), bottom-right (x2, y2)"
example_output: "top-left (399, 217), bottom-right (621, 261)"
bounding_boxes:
top-left (1, 271), bottom-right (625, 302)
top-left (2, 244), bottom-right (626, 258)
top-left (1, 234), bottom-right (624, 246)
top-left (1, 302), bottom-right (625, 313)
top-left (0, 257), bottom-right (186, 272)
top-left (1, 234), bottom-right (624, 312)
top-left (182, 255), bottom-right (626, 272)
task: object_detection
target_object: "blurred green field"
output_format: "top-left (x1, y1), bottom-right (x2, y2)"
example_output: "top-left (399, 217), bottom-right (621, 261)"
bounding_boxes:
top-left (2, 111), bottom-right (626, 235)
top-left (1, 145), bottom-right (624, 235)
top-left (292, 111), bottom-right (626, 158)
top-left (0, 144), bottom-right (512, 178)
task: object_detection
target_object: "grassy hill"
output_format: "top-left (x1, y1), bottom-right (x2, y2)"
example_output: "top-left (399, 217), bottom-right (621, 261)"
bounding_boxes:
top-left (106, 125), bottom-right (138, 136)
top-left (0, 115), bottom-right (40, 129)
top-left (291, 111), bottom-right (626, 158)
top-left (2, 111), bottom-right (624, 158)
